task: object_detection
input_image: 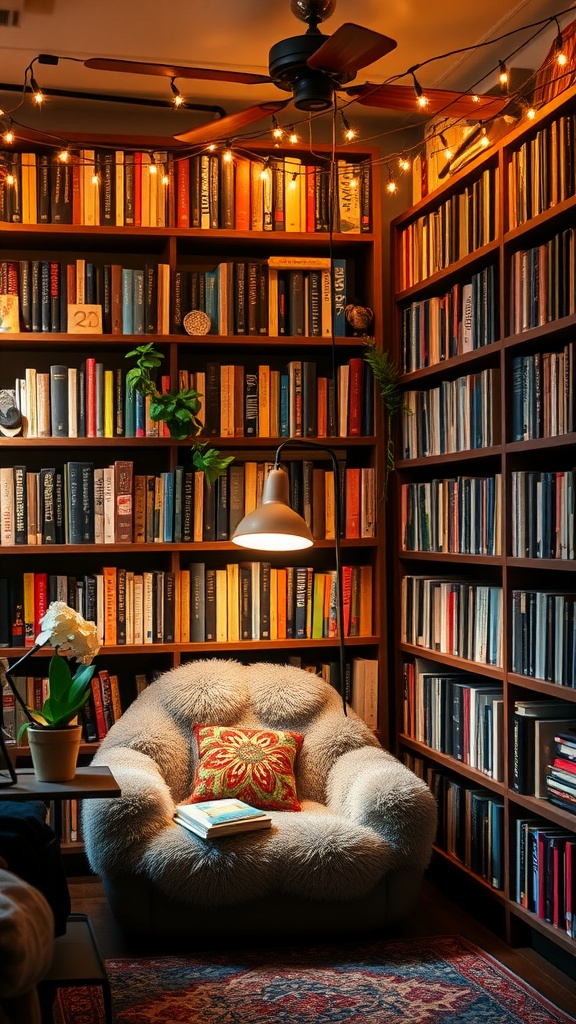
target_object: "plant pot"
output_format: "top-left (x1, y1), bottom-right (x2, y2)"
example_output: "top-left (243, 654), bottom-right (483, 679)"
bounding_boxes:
top-left (27, 725), bottom-right (82, 783)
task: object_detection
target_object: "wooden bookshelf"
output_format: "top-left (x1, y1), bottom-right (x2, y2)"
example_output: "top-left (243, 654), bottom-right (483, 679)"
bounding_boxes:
top-left (0, 136), bottom-right (389, 821)
top-left (390, 81), bottom-right (576, 958)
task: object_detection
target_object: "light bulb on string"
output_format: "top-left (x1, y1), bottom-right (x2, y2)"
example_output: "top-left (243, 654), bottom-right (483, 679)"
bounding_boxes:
top-left (439, 133), bottom-right (452, 161)
top-left (288, 126), bottom-right (299, 144)
top-left (526, 106), bottom-right (536, 120)
top-left (260, 158), bottom-right (270, 181)
top-left (412, 72), bottom-right (428, 108)
top-left (386, 166), bottom-right (397, 194)
top-left (222, 146), bottom-right (233, 163)
top-left (340, 111), bottom-right (355, 142)
top-left (472, 94), bottom-right (480, 103)
top-left (91, 173), bottom-right (99, 186)
top-left (498, 61), bottom-right (509, 89)
top-left (3, 128), bottom-right (14, 144)
top-left (149, 159), bottom-right (157, 175)
top-left (289, 172), bottom-right (297, 190)
top-left (169, 78), bottom-right (185, 108)
top-left (271, 116), bottom-right (283, 140)
top-left (554, 21), bottom-right (568, 66)
top-left (57, 149), bottom-right (69, 162)
top-left (480, 128), bottom-right (490, 148)
top-left (162, 174), bottom-right (169, 186)
top-left (29, 72), bottom-right (44, 105)
top-left (398, 156), bottom-right (411, 172)
top-left (6, 174), bottom-right (14, 186)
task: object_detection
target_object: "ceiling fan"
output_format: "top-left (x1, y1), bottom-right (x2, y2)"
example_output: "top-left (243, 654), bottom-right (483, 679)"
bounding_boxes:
top-left (83, 0), bottom-right (508, 145)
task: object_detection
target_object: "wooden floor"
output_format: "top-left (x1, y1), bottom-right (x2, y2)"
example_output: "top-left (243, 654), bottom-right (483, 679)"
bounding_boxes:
top-left (67, 871), bottom-right (576, 1018)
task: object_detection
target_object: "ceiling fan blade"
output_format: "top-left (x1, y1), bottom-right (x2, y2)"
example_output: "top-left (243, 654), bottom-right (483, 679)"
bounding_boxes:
top-left (174, 101), bottom-right (291, 145)
top-left (84, 57), bottom-right (271, 86)
top-left (346, 83), bottom-right (508, 118)
top-left (307, 24), bottom-right (396, 75)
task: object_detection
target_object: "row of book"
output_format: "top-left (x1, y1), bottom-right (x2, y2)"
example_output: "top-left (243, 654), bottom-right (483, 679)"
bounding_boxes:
top-left (0, 459), bottom-right (376, 547)
top-left (402, 658), bottom-right (503, 780)
top-left (0, 149), bottom-right (370, 234)
top-left (400, 474), bottom-right (502, 557)
top-left (510, 343), bottom-right (576, 442)
top-left (511, 589), bottom-right (576, 686)
top-left (401, 576), bottom-right (503, 667)
top-left (173, 258), bottom-right (347, 338)
top-left (515, 816), bottom-right (576, 936)
top-left (511, 470), bottom-right (576, 560)
top-left (509, 228), bottom-right (576, 335)
top-left (11, 357), bottom-right (373, 440)
top-left (512, 701), bottom-right (576, 798)
top-left (401, 368), bottom-right (501, 459)
top-left (400, 265), bottom-right (497, 373)
top-left (398, 167), bottom-right (496, 289)
top-left (507, 112), bottom-right (576, 230)
top-left (0, 563), bottom-right (374, 648)
top-left (407, 754), bottom-right (506, 891)
top-left (0, 258), bottom-right (171, 335)
top-left (1, 255), bottom-right (350, 339)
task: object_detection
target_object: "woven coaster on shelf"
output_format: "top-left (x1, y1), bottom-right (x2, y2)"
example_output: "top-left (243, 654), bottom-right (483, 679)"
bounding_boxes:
top-left (183, 310), bottom-right (211, 336)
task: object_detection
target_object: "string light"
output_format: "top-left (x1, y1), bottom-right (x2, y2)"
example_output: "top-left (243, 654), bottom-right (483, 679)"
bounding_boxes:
top-left (29, 71), bottom-right (44, 104)
top-left (412, 72), bottom-right (429, 108)
top-left (439, 132), bottom-right (453, 160)
top-left (472, 94), bottom-right (480, 103)
top-left (386, 166), bottom-right (397, 194)
top-left (91, 173), bottom-right (99, 185)
top-left (480, 129), bottom-right (490, 147)
top-left (340, 111), bottom-right (356, 142)
top-left (3, 129), bottom-right (14, 144)
top-left (288, 126), bottom-right (299, 144)
top-left (6, 174), bottom-right (14, 186)
top-left (222, 146), bottom-right (233, 162)
top-left (499, 61), bottom-right (509, 88)
top-left (57, 149), bottom-right (69, 162)
top-left (526, 106), bottom-right (536, 119)
top-left (555, 20), bottom-right (568, 65)
top-left (162, 174), bottom-right (169, 186)
top-left (260, 158), bottom-right (270, 181)
top-left (398, 156), bottom-right (411, 172)
top-left (208, 143), bottom-right (216, 152)
top-left (149, 160), bottom-right (157, 174)
top-left (289, 172), bottom-right (297, 190)
top-left (271, 116), bottom-right (283, 140)
top-left (169, 77), bottom-right (185, 108)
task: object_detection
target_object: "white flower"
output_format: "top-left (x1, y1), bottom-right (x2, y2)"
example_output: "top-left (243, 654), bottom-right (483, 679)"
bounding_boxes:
top-left (36, 602), bottom-right (100, 665)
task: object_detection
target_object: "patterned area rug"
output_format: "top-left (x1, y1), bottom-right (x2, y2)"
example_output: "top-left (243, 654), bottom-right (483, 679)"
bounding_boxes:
top-left (55, 933), bottom-right (575, 1024)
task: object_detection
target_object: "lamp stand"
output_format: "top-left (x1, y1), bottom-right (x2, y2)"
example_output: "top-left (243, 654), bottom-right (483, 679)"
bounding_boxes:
top-left (0, 643), bottom-right (44, 787)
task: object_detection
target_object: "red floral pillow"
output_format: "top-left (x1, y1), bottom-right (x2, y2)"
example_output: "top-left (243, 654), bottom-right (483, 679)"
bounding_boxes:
top-left (187, 725), bottom-right (303, 812)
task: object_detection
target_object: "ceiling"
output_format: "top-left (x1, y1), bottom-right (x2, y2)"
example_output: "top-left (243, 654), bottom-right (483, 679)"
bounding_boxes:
top-left (0, 0), bottom-right (567, 141)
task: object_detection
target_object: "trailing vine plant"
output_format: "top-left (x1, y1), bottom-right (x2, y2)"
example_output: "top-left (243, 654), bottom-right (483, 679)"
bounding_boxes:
top-left (362, 338), bottom-right (407, 497)
top-left (125, 343), bottom-right (234, 483)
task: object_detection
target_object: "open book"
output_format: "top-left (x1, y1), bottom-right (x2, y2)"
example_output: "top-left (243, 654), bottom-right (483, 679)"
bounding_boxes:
top-left (174, 798), bottom-right (272, 839)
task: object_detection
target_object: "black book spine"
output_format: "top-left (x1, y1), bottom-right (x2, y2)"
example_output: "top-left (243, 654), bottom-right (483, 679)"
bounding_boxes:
top-left (49, 364), bottom-right (69, 437)
top-left (183, 471), bottom-right (194, 543)
top-left (19, 260), bottom-right (31, 331)
top-left (54, 469), bottom-right (65, 544)
top-left (205, 567), bottom-right (216, 641)
top-left (189, 563), bottom-right (206, 642)
top-left (49, 262), bottom-right (60, 331)
top-left (234, 262), bottom-right (247, 335)
top-left (294, 566), bottom-right (308, 639)
top-left (30, 261), bottom-right (41, 333)
top-left (145, 264), bottom-right (157, 334)
top-left (215, 471), bottom-right (229, 541)
top-left (37, 155), bottom-right (50, 223)
top-left (40, 261), bottom-right (50, 332)
top-left (203, 362), bottom-right (221, 436)
top-left (83, 574), bottom-right (97, 623)
top-left (163, 571), bottom-right (175, 643)
top-left (302, 361), bottom-right (317, 438)
top-left (260, 562), bottom-right (271, 640)
top-left (77, 363), bottom-right (86, 438)
top-left (202, 478), bottom-right (216, 541)
top-left (99, 151), bottom-right (115, 225)
top-left (257, 262), bottom-right (268, 335)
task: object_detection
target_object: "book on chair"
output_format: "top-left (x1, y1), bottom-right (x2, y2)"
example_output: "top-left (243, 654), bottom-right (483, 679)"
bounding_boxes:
top-left (174, 798), bottom-right (272, 839)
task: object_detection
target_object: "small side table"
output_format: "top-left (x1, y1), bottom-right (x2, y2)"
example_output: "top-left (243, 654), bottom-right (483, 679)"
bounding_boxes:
top-left (0, 765), bottom-right (120, 1024)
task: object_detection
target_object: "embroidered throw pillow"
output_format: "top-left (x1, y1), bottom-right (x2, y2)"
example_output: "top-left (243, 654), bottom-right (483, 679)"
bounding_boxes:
top-left (188, 725), bottom-right (303, 812)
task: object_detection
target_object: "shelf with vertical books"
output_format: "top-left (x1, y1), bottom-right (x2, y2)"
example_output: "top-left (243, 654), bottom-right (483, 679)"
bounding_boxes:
top-left (391, 80), bottom-right (576, 957)
top-left (0, 135), bottom-right (388, 793)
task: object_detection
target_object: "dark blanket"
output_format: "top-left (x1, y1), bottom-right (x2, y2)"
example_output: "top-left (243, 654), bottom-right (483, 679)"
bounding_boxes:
top-left (0, 800), bottom-right (70, 936)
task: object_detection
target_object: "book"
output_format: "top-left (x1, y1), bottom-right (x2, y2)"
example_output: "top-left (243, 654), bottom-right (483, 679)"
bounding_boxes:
top-left (173, 798), bottom-right (272, 839)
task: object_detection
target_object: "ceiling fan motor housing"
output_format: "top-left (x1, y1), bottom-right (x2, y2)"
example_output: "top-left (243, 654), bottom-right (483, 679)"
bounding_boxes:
top-left (269, 32), bottom-right (354, 110)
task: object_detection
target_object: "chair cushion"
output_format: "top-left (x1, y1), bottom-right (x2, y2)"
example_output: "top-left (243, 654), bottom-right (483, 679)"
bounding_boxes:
top-left (187, 725), bottom-right (303, 811)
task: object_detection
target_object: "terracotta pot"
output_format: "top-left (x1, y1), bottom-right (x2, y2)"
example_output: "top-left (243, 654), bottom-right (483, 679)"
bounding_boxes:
top-left (27, 724), bottom-right (82, 782)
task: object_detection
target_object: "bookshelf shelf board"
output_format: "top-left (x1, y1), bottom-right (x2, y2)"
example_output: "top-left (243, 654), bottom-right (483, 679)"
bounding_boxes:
top-left (394, 241), bottom-right (500, 302)
top-left (0, 334), bottom-right (373, 350)
top-left (507, 556), bottom-right (576, 571)
top-left (0, 538), bottom-right (379, 556)
top-left (432, 846), bottom-right (507, 901)
top-left (509, 903), bottom-right (576, 955)
top-left (504, 313), bottom-right (576, 349)
top-left (509, 790), bottom-right (576, 829)
top-left (503, 191), bottom-right (576, 247)
top-left (505, 435), bottom-right (576, 456)
top-left (399, 643), bottom-right (504, 680)
top-left (0, 637), bottom-right (380, 661)
top-left (507, 673), bottom-right (576, 700)
top-left (400, 735), bottom-right (506, 793)
top-left (399, 341), bottom-right (502, 383)
top-left (398, 551), bottom-right (504, 566)
top-left (396, 446), bottom-right (503, 470)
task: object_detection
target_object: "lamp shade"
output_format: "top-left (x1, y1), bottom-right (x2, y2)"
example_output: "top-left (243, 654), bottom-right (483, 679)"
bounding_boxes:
top-left (231, 467), bottom-right (313, 551)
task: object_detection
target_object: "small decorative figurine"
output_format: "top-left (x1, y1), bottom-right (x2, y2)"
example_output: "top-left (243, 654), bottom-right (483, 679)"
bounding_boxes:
top-left (345, 304), bottom-right (374, 337)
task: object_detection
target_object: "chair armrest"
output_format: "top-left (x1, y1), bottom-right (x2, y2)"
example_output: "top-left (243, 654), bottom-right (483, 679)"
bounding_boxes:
top-left (83, 746), bottom-right (177, 877)
top-left (326, 746), bottom-right (437, 872)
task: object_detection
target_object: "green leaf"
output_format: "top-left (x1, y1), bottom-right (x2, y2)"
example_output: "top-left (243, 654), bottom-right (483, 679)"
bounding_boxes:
top-left (192, 444), bottom-right (234, 483)
top-left (47, 654), bottom-right (72, 702)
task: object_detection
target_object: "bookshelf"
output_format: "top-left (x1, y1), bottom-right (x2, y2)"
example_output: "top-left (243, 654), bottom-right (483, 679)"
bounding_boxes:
top-left (391, 82), bottom-right (576, 959)
top-left (0, 137), bottom-right (388, 831)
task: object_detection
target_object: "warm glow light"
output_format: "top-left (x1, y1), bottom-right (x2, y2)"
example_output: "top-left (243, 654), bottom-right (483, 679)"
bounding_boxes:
top-left (6, 174), bottom-right (14, 185)
top-left (349, 177), bottom-right (358, 188)
top-left (480, 134), bottom-right (490, 147)
top-left (417, 94), bottom-right (429, 108)
top-left (58, 149), bottom-right (69, 162)
top-left (173, 94), bottom-right (185, 107)
top-left (223, 148), bottom-right (232, 162)
top-left (345, 127), bottom-right (355, 141)
top-left (260, 165), bottom-right (270, 181)
top-left (499, 61), bottom-right (508, 86)
top-left (387, 180), bottom-right (397, 194)
top-left (91, 173), bottom-right (99, 185)
top-left (208, 143), bottom-right (216, 151)
top-left (444, 148), bottom-right (453, 160)
top-left (272, 126), bottom-right (283, 139)
top-left (232, 532), bottom-right (313, 552)
top-left (557, 51), bottom-right (568, 66)
top-left (162, 174), bottom-right (169, 186)
top-left (288, 128), bottom-right (298, 144)
top-left (33, 91), bottom-right (44, 105)
top-left (3, 131), bottom-right (14, 144)
top-left (399, 157), bottom-right (411, 171)
top-left (472, 94), bottom-right (480, 103)
top-left (526, 107), bottom-right (536, 119)
top-left (149, 162), bottom-right (157, 174)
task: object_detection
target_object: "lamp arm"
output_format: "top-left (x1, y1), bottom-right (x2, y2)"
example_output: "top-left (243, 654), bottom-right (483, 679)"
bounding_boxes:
top-left (274, 439), bottom-right (347, 716)
top-left (0, 641), bottom-right (48, 786)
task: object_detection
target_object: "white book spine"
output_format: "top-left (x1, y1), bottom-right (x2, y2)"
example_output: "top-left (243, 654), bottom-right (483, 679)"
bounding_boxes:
top-left (103, 466), bottom-right (115, 543)
top-left (0, 467), bottom-right (15, 545)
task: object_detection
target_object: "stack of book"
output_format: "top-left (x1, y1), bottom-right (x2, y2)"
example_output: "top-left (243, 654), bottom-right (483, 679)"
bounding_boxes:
top-left (173, 798), bottom-right (272, 839)
top-left (546, 731), bottom-right (576, 813)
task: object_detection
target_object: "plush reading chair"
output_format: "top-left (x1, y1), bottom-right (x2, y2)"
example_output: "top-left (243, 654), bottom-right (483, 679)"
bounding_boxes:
top-left (82, 659), bottom-right (437, 939)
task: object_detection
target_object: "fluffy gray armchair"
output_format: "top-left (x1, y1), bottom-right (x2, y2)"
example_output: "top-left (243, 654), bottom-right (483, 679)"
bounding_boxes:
top-left (83, 659), bottom-right (437, 938)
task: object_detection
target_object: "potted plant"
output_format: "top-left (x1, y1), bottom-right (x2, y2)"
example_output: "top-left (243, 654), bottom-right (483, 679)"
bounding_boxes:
top-left (13, 602), bottom-right (100, 782)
